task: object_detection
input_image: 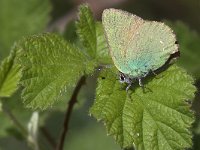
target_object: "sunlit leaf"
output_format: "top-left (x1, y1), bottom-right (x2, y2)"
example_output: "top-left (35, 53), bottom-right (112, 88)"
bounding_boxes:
top-left (91, 65), bottom-right (196, 149)
top-left (76, 4), bottom-right (96, 58)
top-left (76, 4), bottom-right (111, 65)
top-left (17, 33), bottom-right (88, 109)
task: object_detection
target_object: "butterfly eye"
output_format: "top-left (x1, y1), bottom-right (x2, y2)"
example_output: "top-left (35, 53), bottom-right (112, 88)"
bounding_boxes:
top-left (101, 77), bottom-right (105, 79)
top-left (120, 76), bottom-right (125, 81)
top-left (120, 74), bottom-right (125, 82)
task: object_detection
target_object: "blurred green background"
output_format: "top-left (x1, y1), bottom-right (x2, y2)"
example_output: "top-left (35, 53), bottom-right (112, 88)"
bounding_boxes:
top-left (0, 0), bottom-right (199, 150)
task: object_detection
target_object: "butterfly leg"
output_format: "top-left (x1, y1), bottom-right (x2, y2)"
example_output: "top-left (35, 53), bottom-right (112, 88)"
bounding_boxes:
top-left (126, 83), bottom-right (132, 92)
top-left (150, 70), bottom-right (162, 79)
top-left (151, 70), bottom-right (157, 76)
top-left (138, 78), bottom-right (143, 87)
top-left (138, 78), bottom-right (147, 93)
top-left (138, 77), bottom-right (152, 93)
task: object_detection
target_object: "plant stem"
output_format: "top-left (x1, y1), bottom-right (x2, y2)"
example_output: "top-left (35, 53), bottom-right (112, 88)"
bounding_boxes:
top-left (56, 75), bottom-right (86, 150)
top-left (40, 126), bottom-right (56, 149)
top-left (2, 103), bottom-right (28, 136)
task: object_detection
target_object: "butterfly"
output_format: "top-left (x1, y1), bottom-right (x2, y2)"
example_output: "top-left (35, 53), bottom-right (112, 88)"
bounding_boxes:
top-left (102, 9), bottom-right (179, 91)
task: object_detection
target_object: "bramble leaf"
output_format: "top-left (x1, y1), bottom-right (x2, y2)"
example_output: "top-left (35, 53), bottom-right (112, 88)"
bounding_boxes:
top-left (0, 48), bottom-right (21, 97)
top-left (17, 33), bottom-right (88, 109)
top-left (166, 21), bottom-right (200, 79)
top-left (76, 4), bottom-right (96, 58)
top-left (95, 22), bottom-right (112, 64)
top-left (0, 0), bottom-right (51, 59)
top-left (90, 65), bottom-right (196, 149)
top-left (76, 4), bottom-right (111, 65)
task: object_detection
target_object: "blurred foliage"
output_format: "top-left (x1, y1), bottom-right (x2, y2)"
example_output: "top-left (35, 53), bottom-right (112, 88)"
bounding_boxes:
top-left (50, 0), bottom-right (74, 21)
top-left (0, 137), bottom-right (30, 150)
top-left (0, 0), bottom-right (51, 60)
top-left (0, 0), bottom-right (199, 150)
top-left (63, 21), bottom-right (77, 42)
top-left (0, 92), bottom-right (32, 138)
top-left (166, 21), bottom-right (200, 79)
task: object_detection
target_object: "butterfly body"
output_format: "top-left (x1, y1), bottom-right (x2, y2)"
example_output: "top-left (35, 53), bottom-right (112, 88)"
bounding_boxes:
top-left (102, 9), bottom-right (179, 85)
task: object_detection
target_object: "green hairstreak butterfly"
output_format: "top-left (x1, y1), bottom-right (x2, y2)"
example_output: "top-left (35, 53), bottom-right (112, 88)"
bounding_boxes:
top-left (102, 9), bottom-right (179, 91)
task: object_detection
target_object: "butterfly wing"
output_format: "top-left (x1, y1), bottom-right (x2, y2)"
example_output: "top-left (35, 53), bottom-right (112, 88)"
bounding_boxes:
top-left (102, 9), bottom-right (178, 77)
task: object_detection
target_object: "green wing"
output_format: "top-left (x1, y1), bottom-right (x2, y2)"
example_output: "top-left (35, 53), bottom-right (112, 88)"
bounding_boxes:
top-left (102, 9), bottom-right (178, 77)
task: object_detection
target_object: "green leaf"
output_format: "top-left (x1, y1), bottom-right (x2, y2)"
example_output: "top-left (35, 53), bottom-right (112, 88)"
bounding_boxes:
top-left (17, 33), bottom-right (87, 109)
top-left (0, 48), bottom-right (21, 97)
top-left (0, 0), bottom-right (51, 59)
top-left (90, 65), bottom-right (196, 149)
top-left (76, 4), bottom-right (96, 58)
top-left (95, 22), bottom-right (112, 64)
top-left (76, 4), bottom-right (112, 64)
top-left (166, 21), bottom-right (200, 79)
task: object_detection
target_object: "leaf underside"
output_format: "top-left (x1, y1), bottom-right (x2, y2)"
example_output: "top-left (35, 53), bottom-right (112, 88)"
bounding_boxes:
top-left (90, 65), bottom-right (196, 149)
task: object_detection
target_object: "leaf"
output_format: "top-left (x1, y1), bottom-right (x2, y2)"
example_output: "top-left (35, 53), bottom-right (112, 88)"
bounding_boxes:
top-left (0, 0), bottom-right (51, 59)
top-left (76, 4), bottom-right (112, 64)
top-left (76, 4), bottom-right (96, 58)
top-left (17, 33), bottom-right (87, 109)
top-left (0, 48), bottom-right (21, 97)
top-left (95, 22), bottom-right (112, 64)
top-left (166, 21), bottom-right (200, 79)
top-left (90, 65), bottom-right (196, 149)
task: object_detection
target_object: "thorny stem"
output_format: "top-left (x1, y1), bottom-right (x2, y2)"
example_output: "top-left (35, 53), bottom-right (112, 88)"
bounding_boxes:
top-left (56, 75), bottom-right (86, 150)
